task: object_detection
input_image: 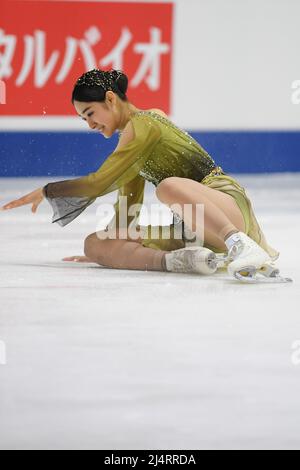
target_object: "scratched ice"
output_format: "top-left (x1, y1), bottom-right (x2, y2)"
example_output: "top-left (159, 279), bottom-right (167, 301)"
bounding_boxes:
top-left (0, 174), bottom-right (299, 450)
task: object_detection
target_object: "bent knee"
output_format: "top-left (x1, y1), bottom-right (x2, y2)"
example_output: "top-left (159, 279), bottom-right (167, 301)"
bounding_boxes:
top-left (156, 177), bottom-right (181, 200)
top-left (84, 232), bottom-right (97, 258)
top-left (84, 231), bottom-right (109, 258)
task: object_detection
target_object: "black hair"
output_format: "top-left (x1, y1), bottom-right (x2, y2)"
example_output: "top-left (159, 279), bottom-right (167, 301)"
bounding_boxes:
top-left (71, 69), bottom-right (129, 104)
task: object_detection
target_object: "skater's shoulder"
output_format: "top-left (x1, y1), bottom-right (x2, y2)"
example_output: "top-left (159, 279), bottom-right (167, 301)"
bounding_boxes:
top-left (115, 110), bottom-right (164, 152)
top-left (115, 120), bottom-right (136, 152)
top-left (147, 108), bottom-right (169, 119)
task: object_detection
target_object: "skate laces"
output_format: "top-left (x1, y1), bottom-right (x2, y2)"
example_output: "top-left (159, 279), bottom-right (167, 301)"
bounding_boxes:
top-left (227, 239), bottom-right (244, 261)
top-left (171, 249), bottom-right (195, 272)
top-left (177, 250), bottom-right (195, 270)
top-left (227, 233), bottom-right (270, 264)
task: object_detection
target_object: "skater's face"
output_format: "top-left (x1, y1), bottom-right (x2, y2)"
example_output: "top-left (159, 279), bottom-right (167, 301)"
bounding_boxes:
top-left (74, 91), bottom-right (119, 138)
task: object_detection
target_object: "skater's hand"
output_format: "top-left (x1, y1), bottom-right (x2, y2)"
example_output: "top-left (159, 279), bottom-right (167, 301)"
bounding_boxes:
top-left (62, 256), bottom-right (93, 263)
top-left (0, 188), bottom-right (44, 214)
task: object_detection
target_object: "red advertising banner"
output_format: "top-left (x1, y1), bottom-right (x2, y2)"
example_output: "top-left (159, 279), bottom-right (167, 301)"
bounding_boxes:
top-left (0, 1), bottom-right (173, 115)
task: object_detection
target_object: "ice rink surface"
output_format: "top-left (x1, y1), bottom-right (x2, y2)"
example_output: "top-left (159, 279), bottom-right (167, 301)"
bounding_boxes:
top-left (0, 174), bottom-right (299, 450)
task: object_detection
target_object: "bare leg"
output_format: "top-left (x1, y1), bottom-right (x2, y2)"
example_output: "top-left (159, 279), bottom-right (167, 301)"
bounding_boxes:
top-left (156, 177), bottom-right (246, 252)
top-left (84, 232), bottom-right (169, 272)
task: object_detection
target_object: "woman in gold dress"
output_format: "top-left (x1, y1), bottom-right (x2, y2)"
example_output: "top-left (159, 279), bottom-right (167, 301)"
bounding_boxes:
top-left (0, 69), bottom-right (280, 278)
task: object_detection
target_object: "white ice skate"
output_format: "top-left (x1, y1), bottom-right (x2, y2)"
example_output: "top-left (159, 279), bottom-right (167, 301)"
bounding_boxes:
top-left (165, 246), bottom-right (218, 275)
top-left (173, 220), bottom-right (292, 283)
top-left (224, 232), bottom-right (293, 284)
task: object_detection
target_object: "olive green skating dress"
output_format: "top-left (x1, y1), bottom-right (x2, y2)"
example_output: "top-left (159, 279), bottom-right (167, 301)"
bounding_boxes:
top-left (43, 110), bottom-right (279, 260)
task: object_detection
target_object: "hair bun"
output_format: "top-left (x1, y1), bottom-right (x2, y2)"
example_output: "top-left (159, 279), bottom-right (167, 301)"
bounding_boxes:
top-left (109, 70), bottom-right (128, 96)
top-left (72, 68), bottom-right (129, 104)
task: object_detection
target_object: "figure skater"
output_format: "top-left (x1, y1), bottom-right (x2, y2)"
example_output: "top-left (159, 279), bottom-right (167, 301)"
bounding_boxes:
top-left (0, 69), bottom-right (290, 282)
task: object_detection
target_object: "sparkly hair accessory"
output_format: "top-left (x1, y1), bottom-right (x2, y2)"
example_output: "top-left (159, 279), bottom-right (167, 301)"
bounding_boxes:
top-left (75, 69), bottom-right (124, 93)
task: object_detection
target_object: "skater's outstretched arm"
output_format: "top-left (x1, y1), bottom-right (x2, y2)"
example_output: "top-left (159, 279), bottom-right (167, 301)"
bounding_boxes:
top-left (42, 115), bottom-right (161, 227)
top-left (0, 115), bottom-right (160, 227)
top-left (43, 115), bottom-right (160, 199)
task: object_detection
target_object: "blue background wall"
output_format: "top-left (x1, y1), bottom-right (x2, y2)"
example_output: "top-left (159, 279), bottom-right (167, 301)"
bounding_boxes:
top-left (1, 131), bottom-right (299, 177)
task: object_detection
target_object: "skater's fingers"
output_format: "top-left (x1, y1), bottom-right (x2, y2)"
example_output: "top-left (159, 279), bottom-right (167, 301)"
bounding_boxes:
top-left (62, 256), bottom-right (82, 262)
top-left (62, 256), bottom-right (92, 263)
top-left (31, 202), bottom-right (41, 213)
top-left (0, 198), bottom-right (28, 211)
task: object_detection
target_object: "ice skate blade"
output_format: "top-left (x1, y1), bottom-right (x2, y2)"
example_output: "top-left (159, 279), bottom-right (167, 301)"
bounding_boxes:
top-left (233, 266), bottom-right (293, 284)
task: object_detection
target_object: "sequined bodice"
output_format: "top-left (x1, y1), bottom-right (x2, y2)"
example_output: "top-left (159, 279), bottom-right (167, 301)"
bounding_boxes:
top-left (128, 111), bottom-right (216, 187)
